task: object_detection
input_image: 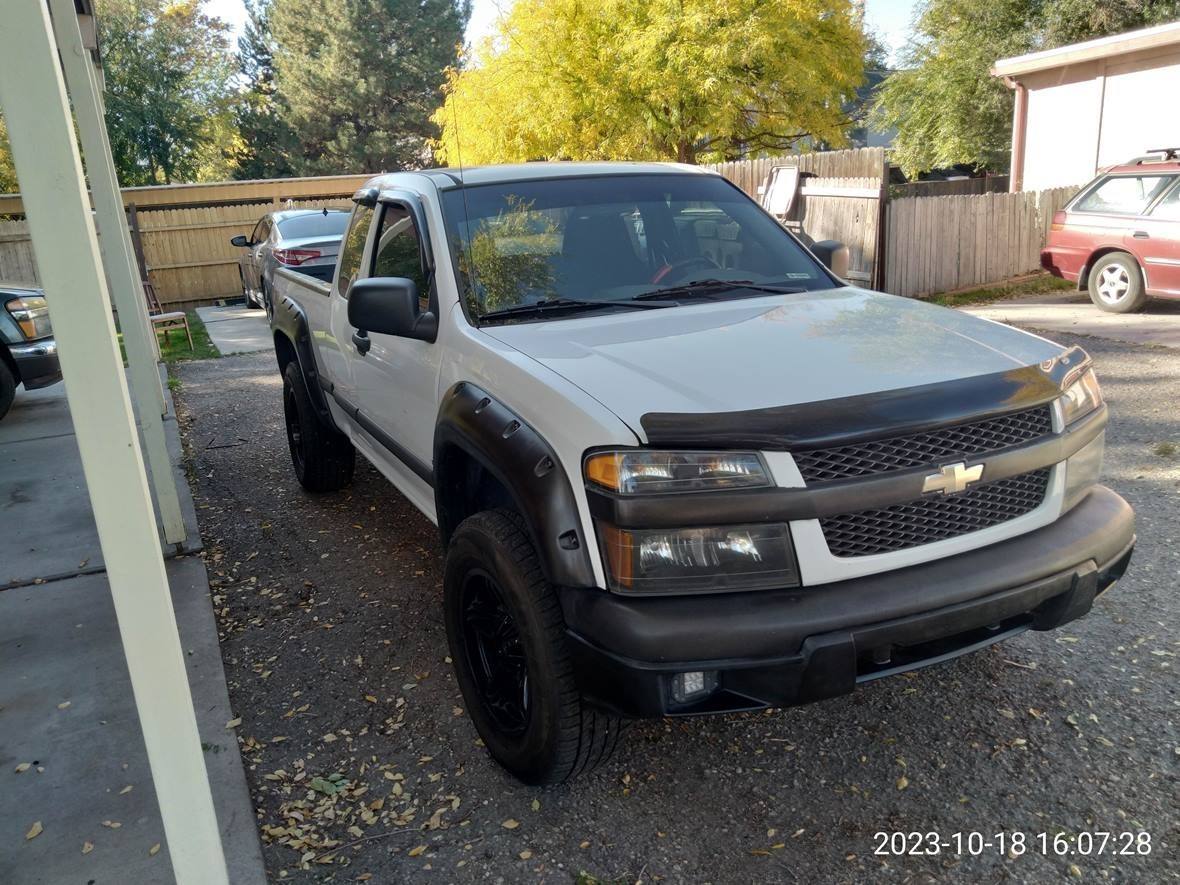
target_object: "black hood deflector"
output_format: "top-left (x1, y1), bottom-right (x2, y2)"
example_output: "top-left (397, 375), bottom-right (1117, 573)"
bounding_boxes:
top-left (640, 349), bottom-right (1087, 451)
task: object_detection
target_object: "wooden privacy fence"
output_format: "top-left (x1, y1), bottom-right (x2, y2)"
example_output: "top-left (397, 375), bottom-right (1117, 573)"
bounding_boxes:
top-left (0, 156), bottom-right (1082, 307)
top-left (705, 147), bottom-right (887, 196)
top-left (790, 177), bottom-right (884, 286)
top-left (883, 186), bottom-right (1077, 299)
top-left (132, 197), bottom-right (353, 306)
top-left (0, 219), bottom-right (38, 283)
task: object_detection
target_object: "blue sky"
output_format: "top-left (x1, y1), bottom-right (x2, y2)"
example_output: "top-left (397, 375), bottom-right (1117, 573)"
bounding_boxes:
top-left (204, 0), bottom-right (918, 62)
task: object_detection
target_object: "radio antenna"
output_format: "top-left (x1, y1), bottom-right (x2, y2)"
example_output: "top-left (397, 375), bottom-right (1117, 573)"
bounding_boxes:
top-left (448, 44), bottom-right (477, 298)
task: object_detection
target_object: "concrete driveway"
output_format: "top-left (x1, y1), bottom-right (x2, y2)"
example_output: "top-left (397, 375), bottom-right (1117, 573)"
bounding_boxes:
top-left (964, 288), bottom-right (1180, 348)
top-left (196, 304), bottom-right (271, 356)
top-left (0, 381), bottom-right (264, 885)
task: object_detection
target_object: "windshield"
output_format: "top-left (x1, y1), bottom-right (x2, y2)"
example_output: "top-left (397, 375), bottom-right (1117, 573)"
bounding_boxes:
top-left (276, 211), bottom-right (350, 239)
top-left (439, 174), bottom-right (836, 321)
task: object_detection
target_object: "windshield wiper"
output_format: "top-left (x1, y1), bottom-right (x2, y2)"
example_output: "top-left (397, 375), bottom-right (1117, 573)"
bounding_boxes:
top-left (480, 296), bottom-right (674, 321)
top-left (630, 279), bottom-right (809, 302)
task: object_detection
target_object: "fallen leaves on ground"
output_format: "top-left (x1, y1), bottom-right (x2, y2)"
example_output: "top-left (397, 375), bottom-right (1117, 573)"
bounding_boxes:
top-left (25, 821), bottom-right (43, 840)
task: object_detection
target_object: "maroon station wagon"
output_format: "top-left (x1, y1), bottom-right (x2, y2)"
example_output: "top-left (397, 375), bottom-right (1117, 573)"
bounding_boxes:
top-left (1041, 150), bottom-right (1180, 314)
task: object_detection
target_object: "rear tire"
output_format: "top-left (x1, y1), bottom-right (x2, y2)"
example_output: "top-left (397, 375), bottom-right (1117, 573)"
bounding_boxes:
top-left (282, 361), bottom-right (354, 492)
top-left (444, 509), bottom-right (623, 784)
top-left (1088, 252), bottom-right (1147, 313)
top-left (0, 361), bottom-right (16, 421)
top-left (240, 269), bottom-right (258, 309)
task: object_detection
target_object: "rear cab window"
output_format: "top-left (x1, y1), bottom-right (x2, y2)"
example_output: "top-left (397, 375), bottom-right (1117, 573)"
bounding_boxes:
top-left (1073, 175), bottom-right (1174, 215)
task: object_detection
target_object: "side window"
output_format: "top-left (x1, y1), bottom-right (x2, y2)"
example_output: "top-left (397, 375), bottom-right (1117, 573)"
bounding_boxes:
top-left (250, 217), bottom-right (268, 245)
top-left (337, 205), bottom-right (374, 298)
top-left (1074, 175), bottom-right (1171, 215)
top-left (1149, 180), bottom-right (1180, 221)
top-left (371, 203), bottom-right (429, 309)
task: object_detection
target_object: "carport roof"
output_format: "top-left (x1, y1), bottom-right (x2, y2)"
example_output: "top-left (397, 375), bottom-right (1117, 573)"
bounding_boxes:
top-left (993, 20), bottom-right (1180, 79)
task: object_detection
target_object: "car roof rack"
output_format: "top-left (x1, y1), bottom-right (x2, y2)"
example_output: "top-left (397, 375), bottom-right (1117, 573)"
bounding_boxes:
top-left (1131, 147), bottom-right (1180, 164)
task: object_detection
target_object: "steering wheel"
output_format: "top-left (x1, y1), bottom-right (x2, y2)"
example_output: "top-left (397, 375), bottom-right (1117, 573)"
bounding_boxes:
top-left (651, 255), bottom-right (719, 285)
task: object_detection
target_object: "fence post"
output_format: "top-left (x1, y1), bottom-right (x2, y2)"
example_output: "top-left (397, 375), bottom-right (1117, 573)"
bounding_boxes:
top-left (873, 152), bottom-right (889, 290)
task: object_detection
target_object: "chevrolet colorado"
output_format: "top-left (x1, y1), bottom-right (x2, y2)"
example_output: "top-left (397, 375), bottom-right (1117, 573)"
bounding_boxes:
top-left (268, 162), bottom-right (1135, 784)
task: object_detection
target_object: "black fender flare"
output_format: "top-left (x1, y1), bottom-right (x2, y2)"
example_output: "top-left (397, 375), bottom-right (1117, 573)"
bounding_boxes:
top-left (271, 290), bottom-right (341, 433)
top-left (434, 382), bottom-right (596, 588)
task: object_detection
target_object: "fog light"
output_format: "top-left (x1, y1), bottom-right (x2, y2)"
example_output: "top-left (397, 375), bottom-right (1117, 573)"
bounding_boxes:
top-left (671, 670), bottom-right (717, 704)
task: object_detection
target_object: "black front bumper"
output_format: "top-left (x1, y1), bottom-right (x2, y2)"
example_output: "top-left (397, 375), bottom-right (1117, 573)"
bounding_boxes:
top-left (559, 485), bottom-right (1135, 718)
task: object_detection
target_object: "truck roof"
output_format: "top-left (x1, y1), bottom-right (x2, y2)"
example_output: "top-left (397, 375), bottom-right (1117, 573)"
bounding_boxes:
top-left (364, 161), bottom-right (716, 194)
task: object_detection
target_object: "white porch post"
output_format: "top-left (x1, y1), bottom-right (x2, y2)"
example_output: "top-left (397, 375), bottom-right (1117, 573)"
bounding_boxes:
top-left (49, 0), bottom-right (187, 545)
top-left (0, 2), bottom-right (228, 883)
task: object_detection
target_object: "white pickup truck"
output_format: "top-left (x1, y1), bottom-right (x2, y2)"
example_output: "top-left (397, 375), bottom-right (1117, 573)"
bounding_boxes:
top-left (268, 162), bottom-right (1134, 784)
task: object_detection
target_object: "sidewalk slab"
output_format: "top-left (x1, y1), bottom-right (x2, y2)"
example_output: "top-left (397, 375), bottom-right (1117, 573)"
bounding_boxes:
top-left (0, 557), bottom-right (265, 885)
top-left (0, 362), bottom-right (264, 884)
top-left (196, 306), bottom-right (271, 355)
top-left (2, 370), bottom-right (200, 588)
top-left (964, 289), bottom-right (1180, 348)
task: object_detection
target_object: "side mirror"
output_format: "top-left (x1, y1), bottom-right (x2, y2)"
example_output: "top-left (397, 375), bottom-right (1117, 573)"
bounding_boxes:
top-left (230, 234), bottom-right (250, 248)
top-left (810, 239), bottom-right (850, 279)
top-left (348, 277), bottom-right (437, 342)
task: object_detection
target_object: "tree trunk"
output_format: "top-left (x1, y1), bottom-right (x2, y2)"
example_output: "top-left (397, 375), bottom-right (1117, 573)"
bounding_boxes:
top-left (675, 140), bottom-right (697, 165)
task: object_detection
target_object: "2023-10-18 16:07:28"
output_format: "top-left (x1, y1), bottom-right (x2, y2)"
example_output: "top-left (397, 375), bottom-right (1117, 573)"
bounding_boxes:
top-left (873, 830), bottom-right (1152, 857)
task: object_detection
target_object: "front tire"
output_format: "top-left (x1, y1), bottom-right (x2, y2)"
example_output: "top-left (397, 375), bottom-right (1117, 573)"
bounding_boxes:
top-left (444, 509), bottom-right (623, 784)
top-left (1088, 252), bottom-right (1147, 313)
top-left (282, 361), bottom-right (354, 492)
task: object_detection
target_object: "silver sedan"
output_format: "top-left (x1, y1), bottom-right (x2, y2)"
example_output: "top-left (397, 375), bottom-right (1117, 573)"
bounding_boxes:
top-left (231, 208), bottom-right (350, 315)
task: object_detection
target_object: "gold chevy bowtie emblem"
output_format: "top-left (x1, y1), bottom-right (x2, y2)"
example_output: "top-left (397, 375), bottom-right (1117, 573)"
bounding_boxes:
top-left (923, 462), bottom-right (983, 495)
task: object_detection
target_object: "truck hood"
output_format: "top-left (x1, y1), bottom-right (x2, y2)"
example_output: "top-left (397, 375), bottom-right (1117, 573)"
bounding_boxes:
top-left (480, 287), bottom-right (1065, 440)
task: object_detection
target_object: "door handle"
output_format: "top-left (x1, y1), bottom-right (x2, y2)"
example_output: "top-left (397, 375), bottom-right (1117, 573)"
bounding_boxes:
top-left (352, 330), bottom-right (371, 355)
top-left (1132, 230), bottom-right (1150, 239)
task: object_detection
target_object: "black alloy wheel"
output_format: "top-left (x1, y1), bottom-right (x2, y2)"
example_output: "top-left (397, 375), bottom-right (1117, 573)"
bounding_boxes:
top-left (459, 569), bottom-right (530, 736)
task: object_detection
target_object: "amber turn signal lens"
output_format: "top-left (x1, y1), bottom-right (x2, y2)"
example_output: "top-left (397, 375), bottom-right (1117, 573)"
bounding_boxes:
top-left (584, 452), bottom-right (624, 492)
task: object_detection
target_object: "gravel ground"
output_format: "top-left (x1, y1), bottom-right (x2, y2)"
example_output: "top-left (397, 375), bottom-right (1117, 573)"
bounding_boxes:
top-left (175, 331), bottom-right (1178, 884)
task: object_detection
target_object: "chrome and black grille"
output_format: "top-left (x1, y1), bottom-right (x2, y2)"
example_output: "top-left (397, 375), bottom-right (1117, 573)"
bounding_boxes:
top-left (793, 405), bottom-right (1054, 484)
top-left (821, 468), bottom-right (1052, 557)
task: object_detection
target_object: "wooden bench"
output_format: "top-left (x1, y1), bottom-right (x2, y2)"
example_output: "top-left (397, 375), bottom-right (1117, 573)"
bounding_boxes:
top-left (143, 280), bottom-right (192, 351)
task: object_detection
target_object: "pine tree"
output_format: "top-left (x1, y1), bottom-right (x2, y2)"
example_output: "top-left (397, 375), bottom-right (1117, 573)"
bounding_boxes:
top-left (271, 0), bottom-right (469, 174)
top-left (231, 0), bottom-right (300, 179)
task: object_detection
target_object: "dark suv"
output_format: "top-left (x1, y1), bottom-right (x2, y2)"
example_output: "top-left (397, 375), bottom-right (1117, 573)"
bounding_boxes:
top-left (1041, 150), bottom-right (1180, 313)
top-left (1, 283), bottom-right (61, 420)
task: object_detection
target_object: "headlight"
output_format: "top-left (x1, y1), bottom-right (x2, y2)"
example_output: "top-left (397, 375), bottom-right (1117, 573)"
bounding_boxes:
top-left (1060, 368), bottom-right (1102, 425)
top-left (585, 450), bottom-right (771, 495)
top-left (597, 522), bottom-right (799, 593)
top-left (5, 295), bottom-right (52, 340)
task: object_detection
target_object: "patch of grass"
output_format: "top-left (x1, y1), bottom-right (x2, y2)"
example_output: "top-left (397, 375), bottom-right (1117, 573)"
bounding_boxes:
top-left (1152, 441), bottom-right (1177, 458)
top-left (157, 311), bottom-right (221, 362)
top-left (166, 376), bottom-right (182, 392)
top-left (927, 274), bottom-right (1073, 308)
top-left (118, 310), bottom-right (221, 364)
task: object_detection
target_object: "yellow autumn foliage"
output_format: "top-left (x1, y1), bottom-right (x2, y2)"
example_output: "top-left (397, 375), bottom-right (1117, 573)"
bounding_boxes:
top-left (433, 0), bottom-right (866, 166)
